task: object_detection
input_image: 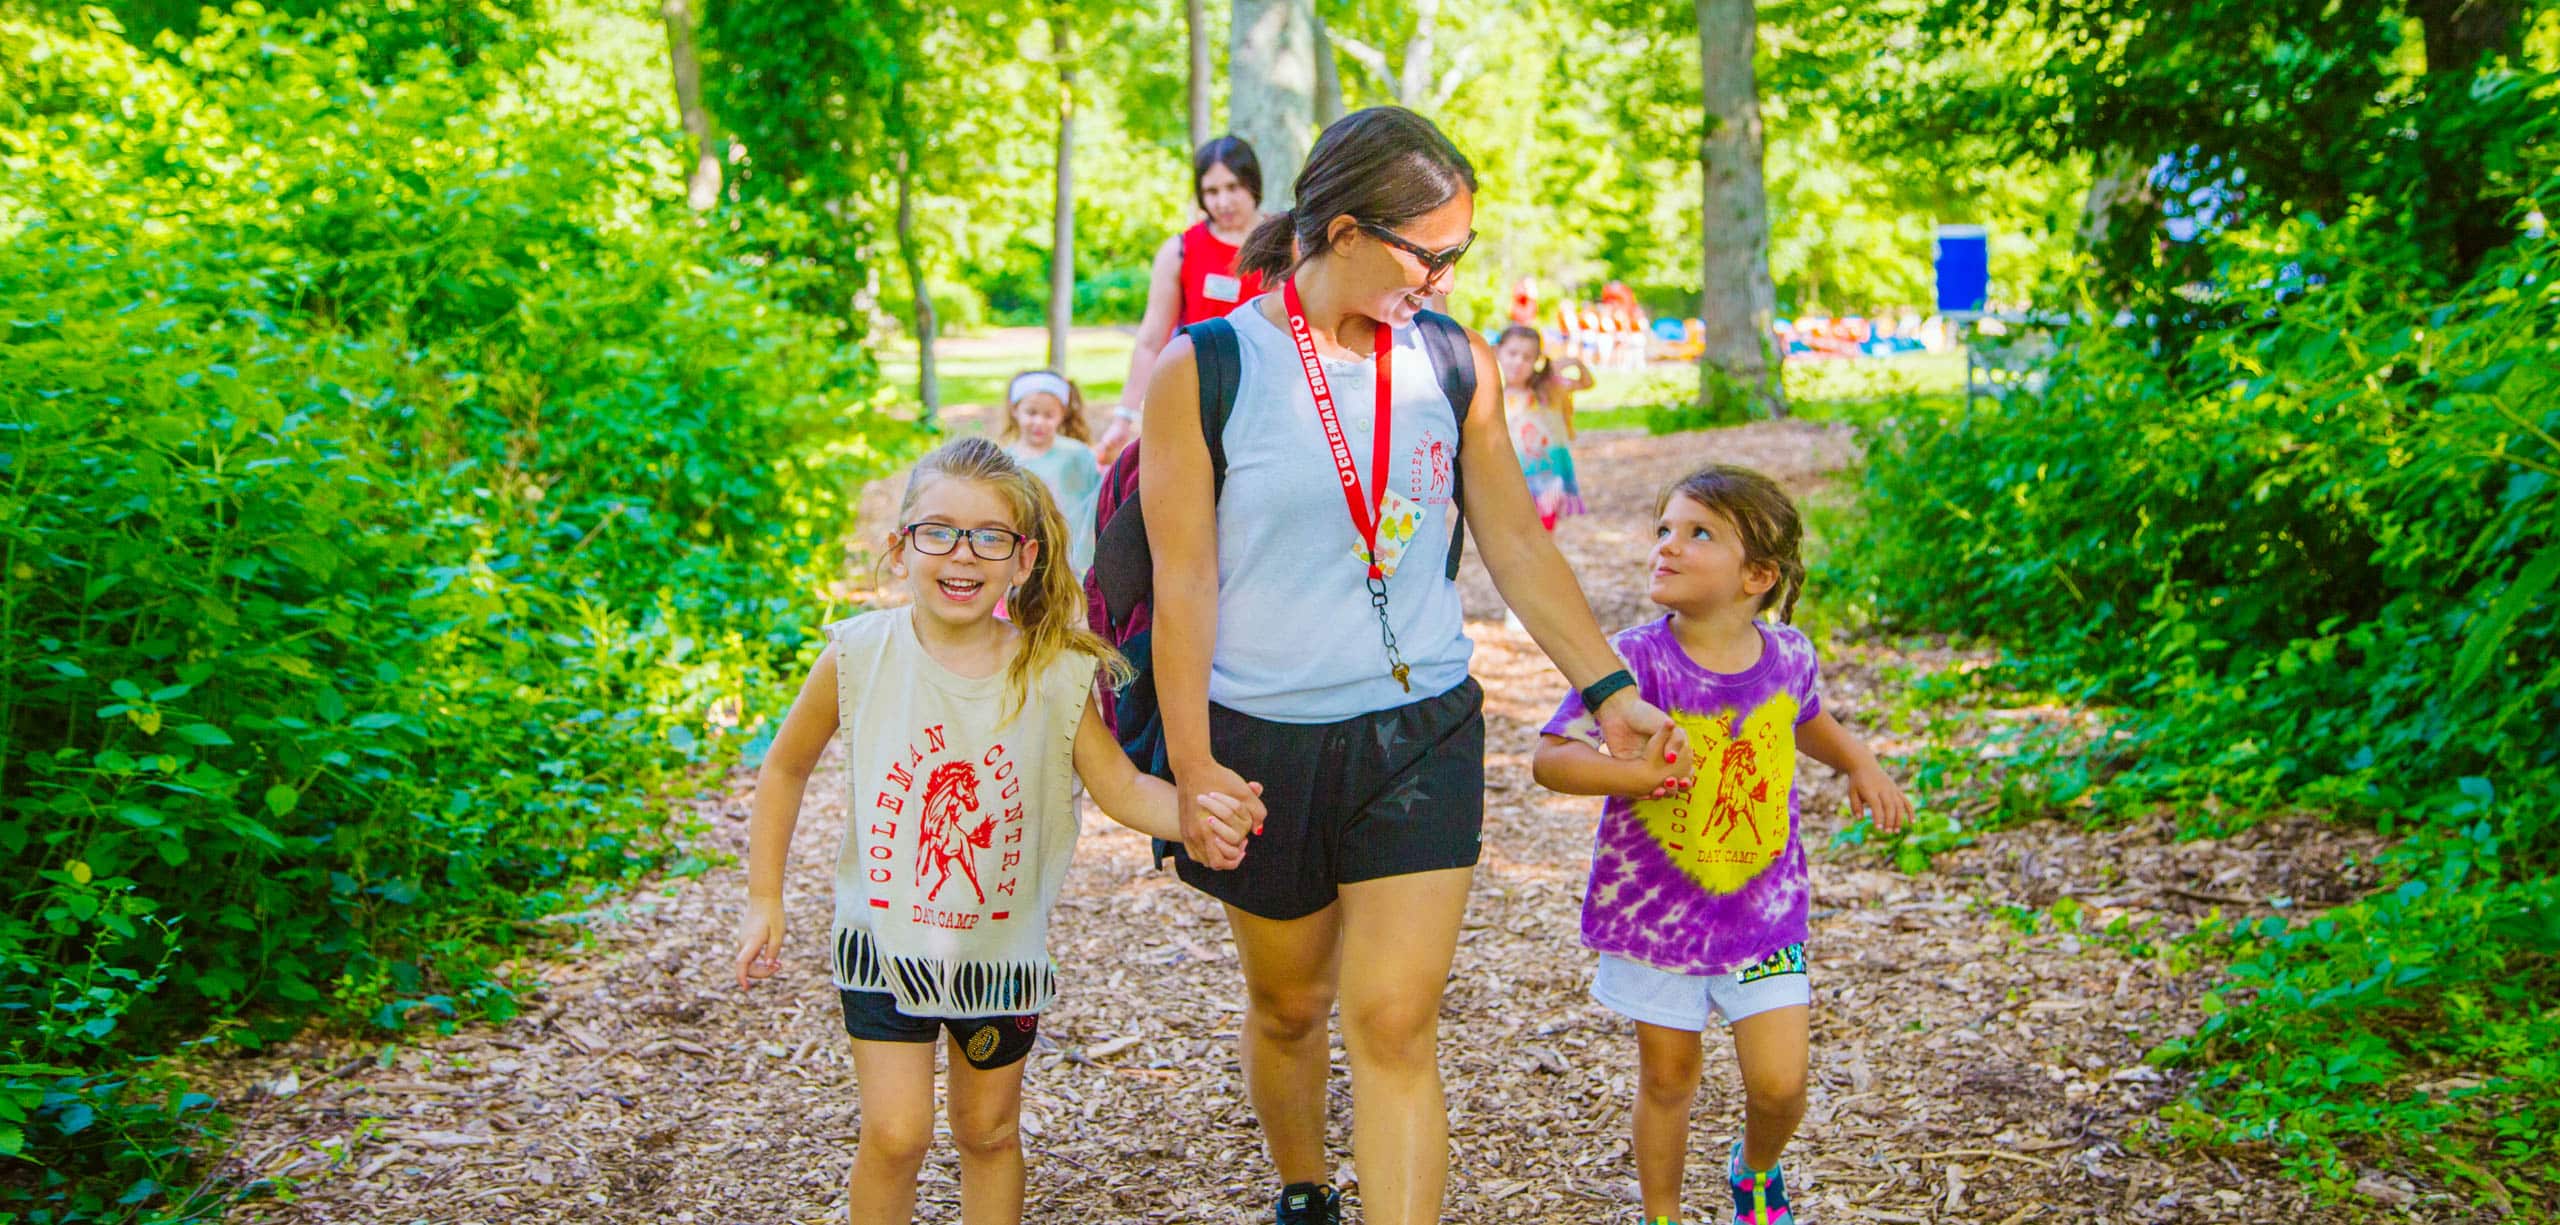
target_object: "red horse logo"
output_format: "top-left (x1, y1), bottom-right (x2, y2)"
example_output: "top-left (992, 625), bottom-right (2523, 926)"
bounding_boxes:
top-left (1427, 438), bottom-right (1454, 500)
top-left (1706, 737), bottom-right (1770, 845)
top-left (917, 760), bottom-right (995, 903)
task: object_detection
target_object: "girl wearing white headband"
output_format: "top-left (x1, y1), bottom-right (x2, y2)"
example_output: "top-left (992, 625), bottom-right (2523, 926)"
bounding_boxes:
top-left (1000, 370), bottom-right (1101, 579)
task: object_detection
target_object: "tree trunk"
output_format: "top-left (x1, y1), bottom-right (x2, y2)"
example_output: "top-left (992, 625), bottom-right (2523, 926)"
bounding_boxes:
top-left (659, 0), bottom-right (721, 210)
top-left (2408, 0), bottom-right (2527, 275)
top-left (1187, 0), bottom-right (1211, 149)
top-left (2077, 146), bottom-right (2152, 250)
top-left (1229, 0), bottom-right (1315, 208)
top-left (895, 141), bottom-right (939, 424)
top-left (1398, 0), bottom-right (1440, 105)
top-left (1049, 12), bottom-right (1076, 372)
top-left (2409, 0), bottom-right (2523, 74)
top-left (1695, 0), bottom-right (1785, 418)
top-left (1312, 12), bottom-right (1347, 127)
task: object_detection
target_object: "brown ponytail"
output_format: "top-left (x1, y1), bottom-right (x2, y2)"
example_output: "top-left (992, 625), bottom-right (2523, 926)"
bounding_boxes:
top-left (1656, 465), bottom-right (1808, 624)
top-left (1235, 209), bottom-right (1301, 284)
top-left (1232, 106), bottom-right (1478, 284)
top-left (893, 438), bottom-right (1130, 723)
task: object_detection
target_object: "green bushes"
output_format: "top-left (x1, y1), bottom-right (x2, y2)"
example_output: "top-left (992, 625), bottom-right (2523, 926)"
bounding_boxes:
top-left (1829, 191), bottom-right (2560, 1203)
top-left (2, 7), bottom-right (920, 1218)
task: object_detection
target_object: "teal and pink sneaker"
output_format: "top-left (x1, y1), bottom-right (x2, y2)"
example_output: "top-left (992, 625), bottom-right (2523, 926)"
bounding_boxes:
top-left (1728, 1139), bottom-right (1793, 1224)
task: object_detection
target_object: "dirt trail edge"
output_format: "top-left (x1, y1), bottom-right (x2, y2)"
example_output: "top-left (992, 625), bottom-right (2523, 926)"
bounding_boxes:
top-left (205, 421), bottom-right (2426, 1224)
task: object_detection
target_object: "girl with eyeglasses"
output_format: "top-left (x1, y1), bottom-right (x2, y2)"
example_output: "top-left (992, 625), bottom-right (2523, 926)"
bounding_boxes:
top-left (732, 437), bottom-right (1265, 1225)
top-left (1139, 106), bottom-right (1695, 1225)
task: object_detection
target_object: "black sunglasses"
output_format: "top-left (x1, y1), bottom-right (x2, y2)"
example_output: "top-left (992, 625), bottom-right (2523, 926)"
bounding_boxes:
top-left (1356, 220), bottom-right (1475, 278)
top-left (902, 522), bottom-right (1027, 561)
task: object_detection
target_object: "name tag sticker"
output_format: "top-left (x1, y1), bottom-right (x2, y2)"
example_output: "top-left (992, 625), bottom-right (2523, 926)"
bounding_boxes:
top-left (1203, 273), bottom-right (1243, 302)
top-left (1352, 488), bottom-right (1427, 579)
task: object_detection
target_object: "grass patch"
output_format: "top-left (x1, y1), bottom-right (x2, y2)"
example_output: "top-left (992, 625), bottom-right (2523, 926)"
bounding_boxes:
top-left (873, 331), bottom-right (1968, 439)
top-left (1577, 353), bottom-right (1967, 433)
top-left (874, 327), bottom-right (1138, 419)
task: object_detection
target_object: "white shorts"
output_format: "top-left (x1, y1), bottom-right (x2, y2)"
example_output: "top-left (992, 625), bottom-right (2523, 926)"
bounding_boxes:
top-left (1592, 944), bottom-right (1811, 1031)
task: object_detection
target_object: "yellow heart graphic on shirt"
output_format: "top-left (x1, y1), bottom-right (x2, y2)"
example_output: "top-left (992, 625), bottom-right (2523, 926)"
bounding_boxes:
top-left (1633, 699), bottom-right (1797, 895)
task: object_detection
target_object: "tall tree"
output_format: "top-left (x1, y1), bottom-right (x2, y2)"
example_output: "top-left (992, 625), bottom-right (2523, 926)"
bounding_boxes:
top-left (889, 69), bottom-right (938, 422)
top-left (1695, 0), bottom-right (1784, 416)
top-left (658, 0), bottom-right (722, 211)
top-left (1230, 0), bottom-right (1315, 206)
top-left (1327, 0), bottom-right (1486, 113)
top-left (1048, 8), bottom-right (1077, 370)
top-left (1187, 0), bottom-right (1211, 149)
top-left (1313, 13), bottom-right (1348, 125)
top-left (699, 0), bottom-right (890, 336)
top-left (1884, 0), bottom-right (2545, 291)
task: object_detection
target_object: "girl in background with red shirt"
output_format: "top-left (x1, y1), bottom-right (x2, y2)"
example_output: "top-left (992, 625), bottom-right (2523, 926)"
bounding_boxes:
top-left (1097, 136), bottom-right (1271, 465)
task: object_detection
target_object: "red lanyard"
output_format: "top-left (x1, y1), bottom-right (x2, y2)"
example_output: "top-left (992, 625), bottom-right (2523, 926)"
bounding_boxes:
top-left (1282, 279), bottom-right (1395, 580)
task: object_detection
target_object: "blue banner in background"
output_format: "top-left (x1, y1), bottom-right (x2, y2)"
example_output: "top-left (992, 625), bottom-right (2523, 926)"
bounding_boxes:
top-left (1936, 224), bottom-right (1989, 315)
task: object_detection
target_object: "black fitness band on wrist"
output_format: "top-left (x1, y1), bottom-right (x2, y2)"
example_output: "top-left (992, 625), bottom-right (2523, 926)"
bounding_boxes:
top-left (1580, 668), bottom-right (1637, 714)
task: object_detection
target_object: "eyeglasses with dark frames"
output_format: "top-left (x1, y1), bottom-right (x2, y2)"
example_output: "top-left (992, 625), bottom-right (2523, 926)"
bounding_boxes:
top-left (902, 522), bottom-right (1027, 561)
top-left (1355, 220), bottom-right (1476, 279)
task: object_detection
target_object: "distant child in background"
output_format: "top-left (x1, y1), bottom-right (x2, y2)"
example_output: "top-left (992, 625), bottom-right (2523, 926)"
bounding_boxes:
top-left (1533, 464), bottom-right (1911, 1225)
top-left (734, 437), bottom-right (1261, 1225)
top-left (999, 371), bottom-right (1102, 578)
top-left (1495, 325), bottom-right (1595, 531)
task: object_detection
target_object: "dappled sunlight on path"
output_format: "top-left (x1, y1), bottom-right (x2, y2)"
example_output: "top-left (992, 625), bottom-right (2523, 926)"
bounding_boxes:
top-left (203, 421), bottom-right (2405, 1223)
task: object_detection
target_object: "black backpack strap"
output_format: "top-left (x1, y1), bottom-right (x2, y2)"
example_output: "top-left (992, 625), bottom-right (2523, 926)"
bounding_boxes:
top-left (1414, 311), bottom-right (1478, 580)
top-left (1189, 317), bottom-right (1243, 495)
top-left (1091, 320), bottom-right (1243, 631)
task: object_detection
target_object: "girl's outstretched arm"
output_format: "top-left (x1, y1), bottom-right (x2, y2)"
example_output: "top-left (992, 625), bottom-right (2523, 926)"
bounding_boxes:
top-left (1794, 710), bottom-right (1912, 833)
top-left (1533, 729), bottom-right (1693, 799)
top-left (1071, 692), bottom-right (1259, 865)
top-left (735, 643), bottom-right (843, 990)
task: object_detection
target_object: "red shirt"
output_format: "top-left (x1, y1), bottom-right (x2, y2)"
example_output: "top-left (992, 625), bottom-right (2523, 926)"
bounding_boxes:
top-left (1178, 222), bottom-right (1264, 326)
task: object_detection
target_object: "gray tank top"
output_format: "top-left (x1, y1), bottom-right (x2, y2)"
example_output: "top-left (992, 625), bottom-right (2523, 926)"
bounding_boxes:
top-left (1207, 300), bottom-right (1474, 723)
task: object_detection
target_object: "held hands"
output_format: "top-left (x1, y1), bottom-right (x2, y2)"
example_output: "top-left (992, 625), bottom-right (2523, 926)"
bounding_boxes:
top-left (1847, 764), bottom-right (1913, 834)
top-left (1594, 691), bottom-right (1696, 799)
top-left (1616, 720), bottom-right (1697, 801)
top-left (1192, 784), bottom-right (1263, 869)
top-left (1177, 759), bottom-right (1268, 870)
top-left (734, 897), bottom-right (785, 991)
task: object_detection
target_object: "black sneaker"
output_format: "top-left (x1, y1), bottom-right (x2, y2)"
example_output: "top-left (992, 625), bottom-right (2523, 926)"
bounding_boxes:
top-left (1274, 1181), bottom-right (1341, 1225)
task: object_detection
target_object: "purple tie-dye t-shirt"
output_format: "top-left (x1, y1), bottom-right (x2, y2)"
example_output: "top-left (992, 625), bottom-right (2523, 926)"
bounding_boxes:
top-left (1543, 616), bottom-right (1822, 976)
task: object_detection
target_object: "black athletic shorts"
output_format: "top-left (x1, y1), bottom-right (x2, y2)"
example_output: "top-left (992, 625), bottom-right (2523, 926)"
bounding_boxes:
top-left (839, 989), bottom-right (1040, 1070)
top-left (1168, 678), bottom-right (1485, 920)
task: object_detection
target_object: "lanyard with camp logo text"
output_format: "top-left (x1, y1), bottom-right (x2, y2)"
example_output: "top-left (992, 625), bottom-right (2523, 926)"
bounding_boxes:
top-left (1281, 278), bottom-right (1411, 692)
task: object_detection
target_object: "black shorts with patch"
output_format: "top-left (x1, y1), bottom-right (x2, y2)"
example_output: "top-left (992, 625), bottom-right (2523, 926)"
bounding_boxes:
top-left (1168, 678), bottom-right (1485, 921)
top-left (839, 988), bottom-right (1039, 1070)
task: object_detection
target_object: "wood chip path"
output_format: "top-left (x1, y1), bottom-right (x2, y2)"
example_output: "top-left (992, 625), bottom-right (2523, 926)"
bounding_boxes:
top-left (197, 420), bottom-right (2453, 1222)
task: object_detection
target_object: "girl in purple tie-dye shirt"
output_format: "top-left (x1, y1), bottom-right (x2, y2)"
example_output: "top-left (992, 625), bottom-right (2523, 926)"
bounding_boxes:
top-left (1535, 464), bottom-right (1911, 1225)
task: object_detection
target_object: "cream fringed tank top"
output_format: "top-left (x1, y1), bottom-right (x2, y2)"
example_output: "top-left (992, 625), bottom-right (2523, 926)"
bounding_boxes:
top-left (825, 608), bottom-right (1095, 1017)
